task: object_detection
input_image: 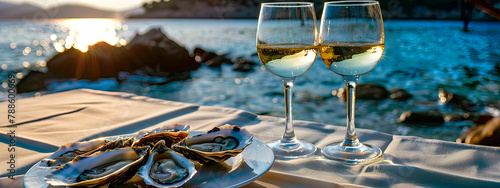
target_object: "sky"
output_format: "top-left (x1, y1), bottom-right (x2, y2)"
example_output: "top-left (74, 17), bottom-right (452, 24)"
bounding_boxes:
top-left (0, 0), bottom-right (151, 11)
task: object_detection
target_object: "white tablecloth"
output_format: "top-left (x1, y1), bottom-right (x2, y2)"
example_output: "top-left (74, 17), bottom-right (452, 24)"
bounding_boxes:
top-left (1, 89), bottom-right (499, 187)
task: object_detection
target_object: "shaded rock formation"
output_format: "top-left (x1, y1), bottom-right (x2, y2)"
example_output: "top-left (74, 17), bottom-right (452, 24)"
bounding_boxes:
top-left (16, 70), bottom-right (49, 93)
top-left (193, 47), bottom-right (257, 71)
top-left (445, 113), bottom-right (494, 124)
top-left (399, 111), bottom-right (445, 127)
top-left (232, 57), bottom-right (257, 72)
top-left (193, 47), bottom-right (232, 67)
top-left (356, 83), bottom-right (389, 100)
top-left (126, 28), bottom-right (199, 74)
top-left (334, 83), bottom-right (389, 100)
top-left (46, 42), bottom-right (142, 80)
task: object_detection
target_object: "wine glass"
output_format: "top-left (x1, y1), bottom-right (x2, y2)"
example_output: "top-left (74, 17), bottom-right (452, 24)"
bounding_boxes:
top-left (256, 2), bottom-right (318, 159)
top-left (319, 1), bottom-right (385, 164)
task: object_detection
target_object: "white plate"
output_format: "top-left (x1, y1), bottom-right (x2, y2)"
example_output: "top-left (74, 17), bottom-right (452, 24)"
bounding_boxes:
top-left (24, 132), bottom-right (275, 188)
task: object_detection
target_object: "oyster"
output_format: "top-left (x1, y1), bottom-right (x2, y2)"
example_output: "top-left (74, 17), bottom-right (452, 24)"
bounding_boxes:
top-left (139, 140), bottom-right (197, 187)
top-left (39, 140), bottom-right (108, 169)
top-left (172, 124), bottom-right (253, 164)
top-left (133, 123), bottom-right (191, 147)
top-left (44, 146), bottom-right (150, 187)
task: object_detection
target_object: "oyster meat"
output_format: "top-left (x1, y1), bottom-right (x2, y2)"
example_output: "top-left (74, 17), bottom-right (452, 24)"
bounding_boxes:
top-left (151, 159), bottom-right (188, 184)
top-left (133, 123), bottom-right (190, 147)
top-left (172, 124), bottom-right (253, 164)
top-left (190, 136), bottom-right (239, 152)
top-left (139, 140), bottom-right (197, 187)
top-left (44, 146), bottom-right (150, 187)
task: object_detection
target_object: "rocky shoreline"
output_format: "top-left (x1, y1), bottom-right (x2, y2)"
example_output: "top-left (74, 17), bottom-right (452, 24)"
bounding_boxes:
top-left (15, 28), bottom-right (500, 147)
top-left (17, 28), bottom-right (256, 93)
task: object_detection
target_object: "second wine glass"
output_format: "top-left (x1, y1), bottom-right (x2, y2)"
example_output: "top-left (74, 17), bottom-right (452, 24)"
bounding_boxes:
top-left (256, 2), bottom-right (318, 159)
top-left (319, 1), bottom-right (385, 164)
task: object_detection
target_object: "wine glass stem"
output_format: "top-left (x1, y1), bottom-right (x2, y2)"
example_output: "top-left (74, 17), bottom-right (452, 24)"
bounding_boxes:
top-left (281, 77), bottom-right (297, 143)
top-left (343, 75), bottom-right (361, 147)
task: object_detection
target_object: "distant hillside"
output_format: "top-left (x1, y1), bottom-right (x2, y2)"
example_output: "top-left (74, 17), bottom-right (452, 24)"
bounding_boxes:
top-left (0, 2), bottom-right (44, 19)
top-left (48, 4), bottom-right (120, 18)
top-left (128, 0), bottom-right (258, 19)
top-left (0, 2), bottom-right (120, 19)
top-left (0, 0), bottom-right (498, 20)
top-left (130, 0), bottom-right (500, 20)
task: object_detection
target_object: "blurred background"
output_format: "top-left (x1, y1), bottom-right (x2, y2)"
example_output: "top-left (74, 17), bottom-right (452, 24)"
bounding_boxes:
top-left (0, 0), bottom-right (499, 143)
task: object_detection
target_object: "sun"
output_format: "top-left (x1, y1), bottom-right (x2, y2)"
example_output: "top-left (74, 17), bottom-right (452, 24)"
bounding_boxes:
top-left (58, 18), bottom-right (122, 52)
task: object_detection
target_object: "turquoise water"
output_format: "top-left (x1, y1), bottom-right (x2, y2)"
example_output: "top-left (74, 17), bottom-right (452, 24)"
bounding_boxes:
top-left (1, 19), bottom-right (499, 141)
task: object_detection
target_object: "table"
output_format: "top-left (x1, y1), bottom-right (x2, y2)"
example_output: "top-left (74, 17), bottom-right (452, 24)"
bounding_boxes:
top-left (1, 89), bottom-right (499, 187)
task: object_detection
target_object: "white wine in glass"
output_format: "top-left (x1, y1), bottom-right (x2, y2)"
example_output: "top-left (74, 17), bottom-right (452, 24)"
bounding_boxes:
top-left (319, 1), bottom-right (385, 164)
top-left (256, 2), bottom-right (318, 159)
top-left (320, 43), bottom-right (384, 75)
top-left (258, 44), bottom-right (317, 77)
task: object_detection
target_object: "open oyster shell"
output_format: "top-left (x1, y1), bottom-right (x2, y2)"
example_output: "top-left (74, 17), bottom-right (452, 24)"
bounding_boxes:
top-left (172, 124), bottom-right (253, 164)
top-left (133, 123), bottom-right (191, 147)
top-left (39, 140), bottom-right (108, 169)
top-left (139, 140), bottom-right (197, 187)
top-left (44, 146), bottom-right (150, 187)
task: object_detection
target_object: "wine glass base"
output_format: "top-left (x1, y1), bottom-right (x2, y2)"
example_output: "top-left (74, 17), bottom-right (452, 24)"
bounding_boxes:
top-left (267, 140), bottom-right (317, 160)
top-left (321, 142), bottom-right (383, 164)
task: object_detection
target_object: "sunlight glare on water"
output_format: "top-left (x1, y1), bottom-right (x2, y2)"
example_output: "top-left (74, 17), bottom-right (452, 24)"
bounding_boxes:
top-left (56, 19), bottom-right (120, 52)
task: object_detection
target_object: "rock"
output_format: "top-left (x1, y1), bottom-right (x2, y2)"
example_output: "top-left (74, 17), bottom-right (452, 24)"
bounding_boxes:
top-left (160, 71), bottom-right (191, 83)
top-left (232, 57), bottom-right (257, 72)
top-left (445, 113), bottom-right (494, 124)
top-left (264, 91), bottom-right (284, 97)
top-left (296, 92), bottom-right (332, 104)
top-left (399, 111), bottom-right (444, 127)
top-left (193, 47), bottom-right (231, 67)
top-left (126, 28), bottom-right (200, 72)
top-left (193, 47), bottom-right (257, 71)
top-left (457, 118), bottom-right (500, 147)
top-left (438, 89), bottom-right (480, 112)
top-left (444, 113), bottom-right (468, 122)
top-left (357, 84), bottom-right (389, 99)
top-left (390, 88), bottom-right (412, 101)
top-left (193, 47), bottom-right (208, 61)
top-left (47, 42), bottom-right (140, 80)
top-left (17, 70), bottom-right (49, 93)
top-left (335, 83), bottom-right (388, 100)
top-left (208, 55), bottom-right (232, 67)
top-left (490, 63), bottom-right (500, 77)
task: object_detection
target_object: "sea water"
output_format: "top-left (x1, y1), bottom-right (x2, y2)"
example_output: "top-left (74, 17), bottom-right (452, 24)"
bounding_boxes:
top-left (0, 19), bottom-right (499, 141)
